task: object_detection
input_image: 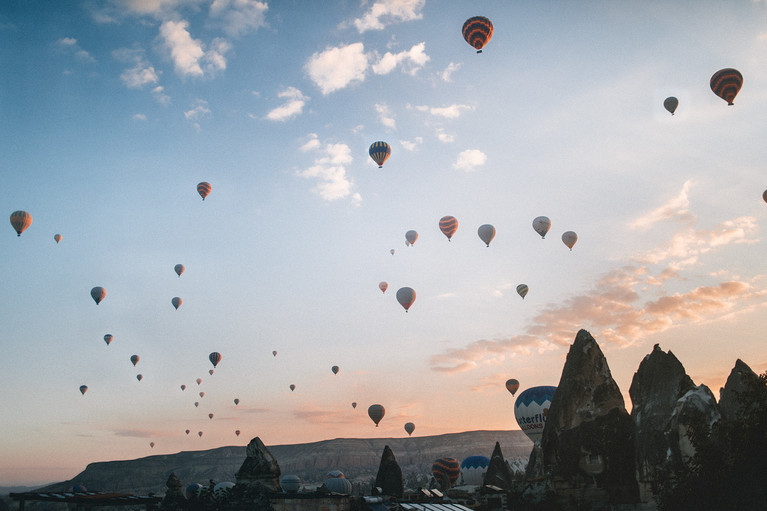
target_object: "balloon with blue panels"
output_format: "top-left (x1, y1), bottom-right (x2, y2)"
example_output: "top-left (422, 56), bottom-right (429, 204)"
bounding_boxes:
top-left (514, 385), bottom-right (556, 444)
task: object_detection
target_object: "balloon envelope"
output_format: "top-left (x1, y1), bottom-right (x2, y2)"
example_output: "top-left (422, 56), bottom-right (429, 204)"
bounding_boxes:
top-left (54, 234), bottom-right (62, 243)
top-left (351, 402), bottom-right (357, 408)
top-left (181, 385), bottom-right (186, 391)
top-left (516, 284), bottom-right (529, 299)
top-left (439, 216), bottom-right (458, 241)
top-left (396, 287), bottom-right (416, 312)
top-left (150, 442), bottom-right (154, 448)
top-left (368, 141), bottom-right (391, 167)
top-left (710, 68), bottom-right (743, 105)
top-left (79, 385), bottom-right (88, 395)
top-left (172, 297), bottom-right (182, 310)
top-left (404, 422), bottom-right (415, 436)
top-left (405, 230), bottom-right (418, 245)
top-left (332, 365), bottom-right (339, 374)
top-left (379, 281), bottom-right (388, 293)
top-left (174, 264), bottom-right (185, 277)
top-left (209, 352), bottom-right (222, 367)
top-left (505, 378), bottom-right (520, 395)
top-left (208, 413), bottom-right (214, 419)
top-left (104, 334), bottom-right (113, 345)
top-left (130, 355), bottom-right (139, 366)
top-left (663, 96), bottom-right (678, 115)
top-left (197, 181), bottom-right (212, 200)
top-left (235, 430), bottom-right (240, 436)
top-left (234, 398), bottom-right (239, 405)
top-left (290, 384), bottom-right (295, 391)
top-left (514, 385), bottom-right (556, 443)
top-left (477, 224), bottom-right (496, 246)
top-left (562, 231), bottom-right (578, 250)
top-left (432, 457), bottom-right (461, 487)
top-left (532, 216), bottom-right (551, 238)
top-left (9, 211), bottom-right (32, 236)
top-left (368, 404), bottom-right (385, 426)
top-left (90, 286), bottom-right (106, 305)
top-left (460, 455), bottom-right (490, 486)
top-left (462, 16), bottom-right (493, 52)
top-left (272, 350), bottom-right (277, 357)
top-left (136, 374), bottom-right (143, 381)
top-left (196, 378), bottom-right (202, 385)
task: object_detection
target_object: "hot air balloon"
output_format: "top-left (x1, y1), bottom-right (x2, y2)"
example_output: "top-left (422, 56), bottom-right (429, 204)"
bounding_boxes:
top-left (136, 374), bottom-right (143, 381)
top-left (352, 402), bottom-right (357, 409)
top-left (763, 190), bottom-right (767, 203)
top-left (104, 334), bottom-right (113, 345)
top-left (10, 211), bottom-right (32, 236)
top-left (208, 413), bottom-right (214, 420)
top-left (379, 281), bottom-right (388, 293)
top-left (194, 402), bottom-right (199, 407)
top-left (405, 230), bottom-right (418, 245)
top-left (532, 216), bottom-right (551, 239)
top-left (130, 355), bottom-right (139, 366)
top-left (390, 249), bottom-right (395, 255)
top-left (432, 457), bottom-right (461, 487)
top-left (462, 16), bottom-right (493, 53)
top-left (199, 391), bottom-right (205, 398)
top-left (562, 231), bottom-right (578, 250)
top-left (290, 384), bottom-right (296, 392)
top-left (209, 369), bottom-right (214, 375)
top-left (209, 352), bottom-right (222, 368)
top-left (516, 284), bottom-right (528, 300)
top-left (332, 365), bottom-right (339, 375)
top-left (198, 431), bottom-right (203, 437)
top-left (663, 96), bottom-right (678, 115)
top-left (181, 385), bottom-right (186, 391)
top-left (514, 385), bottom-right (556, 444)
top-left (404, 422), bottom-right (415, 436)
top-left (174, 264), bottom-right (185, 277)
top-left (197, 181), bottom-right (212, 200)
top-left (196, 378), bottom-right (202, 385)
top-left (710, 68), bottom-right (743, 105)
top-left (369, 141), bottom-right (391, 168)
top-left (79, 385), bottom-right (88, 395)
top-left (368, 404), bottom-right (385, 426)
top-left (172, 297), bottom-right (182, 310)
top-left (54, 234), bottom-right (62, 243)
top-left (186, 429), bottom-right (190, 435)
top-left (234, 398), bottom-right (240, 405)
top-left (150, 442), bottom-right (155, 448)
top-left (477, 224), bottom-right (496, 246)
top-left (460, 455), bottom-right (490, 486)
top-left (396, 287), bottom-right (416, 312)
top-left (235, 430), bottom-right (241, 436)
top-left (439, 216), bottom-right (458, 241)
top-left (272, 350), bottom-right (277, 357)
top-left (505, 378), bottom-right (520, 396)
top-left (90, 286), bottom-right (106, 305)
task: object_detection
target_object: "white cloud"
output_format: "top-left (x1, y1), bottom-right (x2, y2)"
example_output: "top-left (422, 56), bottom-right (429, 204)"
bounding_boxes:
top-left (300, 133), bottom-right (320, 152)
top-left (375, 103), bottom-right (396, 129)
top-left (430, 104), bottom-right (473, 118)
top-left (266, 87), bottom-right (308, 121)
top-left (159, 20), bottom-right (229, 78)
top-left (203, 37), bottom-right (230, 74)
top-left (353, 0), bottom-right (425, 33)
top-left (440, 62), bottom-right (460, 82)
top-left (630, 179), bottom-right (694, 230)
top-left (56, 37), bottom-right (96, 63)
top-left (132, 113), bottom-right (147, 120)
top-left (400, 137), bottom-right (423, 151)
top-left (371, 42), bottom-right (429, 75)
top-left (454, 149), bottom-right (486, 172)
top-left (184, 100), bottom-right (211, 121)
top-left (305, 43), bottom-right (369, 94)
top-left (209, 0), bottom-right (268, 37)
top-left (297, 142), bottom-right (358, 202)
top-left (436, 128), bottom-right (454, 143)
top-left (120, 61), bottom-right (159, 88)
top-left (151, 85), bottom-right (170, 105)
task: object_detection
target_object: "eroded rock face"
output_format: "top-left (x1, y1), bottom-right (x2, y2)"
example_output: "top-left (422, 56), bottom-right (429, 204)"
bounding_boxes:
top-left (629, 344), bottom-right (696, 492)
top-left (160, 472), bottom-right (186, 511)
top-left (719, 359), bottom-right (759, 422)
top-left (234, 437), bottom-right (281, 492)
top-left (541, 329), bottom-right (639, 506)
top-left (483, 442), bottom-right (514, 490)
top-left (668, 384), bottom-right (720, 463)
top-left (374, 445), bottom-right (403, 497)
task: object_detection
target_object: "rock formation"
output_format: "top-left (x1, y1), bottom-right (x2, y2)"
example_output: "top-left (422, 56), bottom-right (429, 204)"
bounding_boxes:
top-left (541, 329), bottom-right (639, 506)
top-left (234, 437), bottom-right (281, 491)
top-left (159, 473), bottom-right (187, 511)
top-left (373, 445), bottom-right (403, 497)
top-left (482, 442), bottom-right (514, 490)
top-left (719, 358), bottom-right (760, 421)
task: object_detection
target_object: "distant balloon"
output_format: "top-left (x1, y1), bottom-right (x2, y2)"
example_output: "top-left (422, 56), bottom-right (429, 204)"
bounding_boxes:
top-left (368, 404), bottom-right (385, 426)
top-left (710, 68), bottom-right (743, 105)
top-left (234, 398), bottom-right (240, 405)
top-left (516, 284), bottom-right (529, 300)
top-left (136, 374), bottom-right (143, 381)
top-left (532, 216), bottom-right (551, 239)
top-left (405, 230), bottom-right (418, 245)
top-left (369, 141), bottom-right (391, 168)
top-left (54, 233), bottom-right (62, 243)
top-left (208, 413), bottom-right (214, 420)
top-left (272, 350), bottom-right (277, 357)
top-left (432, 457), bottom-right (461, 487)
top-left (290, 384), bottom-right (296, 392)
top-left (763, 190), bottom-right (767, 203)
top-left (379, 281), bottom-right (388, 293)
top-left (104, 334), bottom-right (113, 345)
top-left (194, 402), bottom-right (199, 407)
top-left (390, 249), bottom-right (395, 255)
top-left (172, 297), bottom-right (182, 310)
top-left (477, 224), bottom-right (496, 247)
top-left (185, 429), bottom-right (190, 435)
top-left (199, 392), bottom-right (204, 398)
top-left (9, 211), bottom-right (32, 237)
top-left (462, 16), bottom-right (493, 53)
top-left (181, 385), bottom-right (186, 391)
top-left (514, 385), bottom-right (556, 444)
top-left (404, 422), bottom-right (415, 436)
top-left (90, 286), bottom-right (106, 305)
top-left (79, 385), bottom-right (88, 395)
top-left (352, 402), bottom-right (357, 409)
top-left (663, 96), bottom-right (678, 115)
top-left (150, 442), bottom-right (155, 448)
top-left (209, 352), bottom-right (222, 368)
top-left (130, 355), bottom-right (139, 366)
top-left (396, 287), bottom-right (416, 312)
top-left (439, 216), bottom-right (458, 241)
top-left (196, 378), bottom-right (203, 385)
top-left (235, 430), bottom-right (241, 436)
top-left (197, 181), bottom-right (212, 200)
top-left (332, 365), bottom-right (339, 375)
top-left (198, 431), bottom-right (203, 437)
top-left (505, 378), bottom-right (520, 396)
top-left (209, 369), bottom-right (214, 375)
top-left (562, 231), bottom-right (578, 250)
top-left (174, 264), bottom-right (185, 277)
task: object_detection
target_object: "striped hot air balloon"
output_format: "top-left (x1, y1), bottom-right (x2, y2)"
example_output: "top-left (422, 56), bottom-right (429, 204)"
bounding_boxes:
top-left (369, 141), bottom-right (391, 168)
top-left (516, 284), bottom-right (529, 299)
top-left (462, 16), bottom-right (493, 53)
top-left (710, 68), bottom-right (743, 106)
top-left (10, 210), bottom-right (32, 237)
top-left (432, 457), bottom-right (461, 487)
top-left (439, 216), bottom-right (458, 241)
top-left (197, 181), bottom-right (212, 200)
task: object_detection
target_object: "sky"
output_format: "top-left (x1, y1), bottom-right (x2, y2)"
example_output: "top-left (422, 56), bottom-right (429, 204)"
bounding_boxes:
top-left (2, 0), bottom-right (767, 487)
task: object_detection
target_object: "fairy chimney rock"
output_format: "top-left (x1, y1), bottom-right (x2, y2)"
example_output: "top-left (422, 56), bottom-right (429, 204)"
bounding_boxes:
top-left (234, 437), bottom-right (281, 492)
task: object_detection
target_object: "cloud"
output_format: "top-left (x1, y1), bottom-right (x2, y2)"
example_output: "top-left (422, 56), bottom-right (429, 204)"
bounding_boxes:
top-left (436, 128), bottom-right (454, 143)
top-left (55, 37), bottom-right (97, 63)
top-left (399, 137), bottom-right (422, 151)
top-left (413, 103), bottom-right (473, 119)
top-left (297, 142), bottom-right (359, 202)
top-left (293, 404), bottom-right (358, 425)
top-left (375, 103), bottom-right (396, 129)
top-left (159, 20), bottom-right (229, 77)
top-left (440, 62), bottom-right (460, 82)
top-left (209, 0), bottom-right (268, 37)
top-left (454, 149), bottom-right (487, 171)
top-left (353, 0), bottom-right (425, 33)
top-left (113, 48), bottom-right (159, 88)
top-left (371, 42), bottom-right (429, 75)
top-left (151, 85), bottom-right (170, 105)
top-left (184, 99), bottom-right (211, 130)
top-left (266, 86), bottom-right (308, 121)
top-left (630, 179), bottom-right (694, 230)
top-left (305, 43), bottom-right (368, 94)
top-left (132, 113), bottom-right (147, 120)
top-left (300, 133), bottom-right (321, 152)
